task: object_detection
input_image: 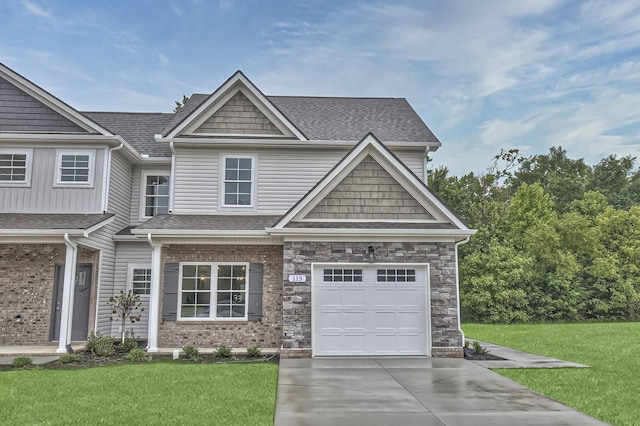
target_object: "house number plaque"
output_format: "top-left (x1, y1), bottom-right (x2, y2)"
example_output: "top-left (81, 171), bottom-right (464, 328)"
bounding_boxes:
top-left (288, 275), bottom-right (307, 283)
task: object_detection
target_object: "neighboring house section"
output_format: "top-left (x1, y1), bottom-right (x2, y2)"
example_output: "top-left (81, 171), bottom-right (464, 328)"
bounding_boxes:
top-left (0, 64), bottom-right (474, 357)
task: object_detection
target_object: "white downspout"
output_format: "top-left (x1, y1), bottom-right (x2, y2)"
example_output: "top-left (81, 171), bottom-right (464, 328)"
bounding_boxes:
top-left (169, 141), bottom-right (176, 213)
top-left (57, 233), bottom-right (78, 354)
top-left (146, 233), bottom-right (162, 353)
top-left (454, 236), bottom-right (470, 347)
top-left (101, 141), bottom-right (124, 213)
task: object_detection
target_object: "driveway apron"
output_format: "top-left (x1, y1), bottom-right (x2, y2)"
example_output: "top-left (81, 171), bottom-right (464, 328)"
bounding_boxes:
top-left (274, 357), bottom-right (609, 426)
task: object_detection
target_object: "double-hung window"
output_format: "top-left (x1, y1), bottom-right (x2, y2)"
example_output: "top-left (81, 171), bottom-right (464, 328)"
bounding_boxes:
top-left (223, 156), bottom-right (253, 207)
top-left (130, 267), bottom-right (152, 295)
top-left (142, 174), bottom-right (170, 217)
top-left (56, 150), bottom-right (95, 186)
top-left (0, 149), bottom-right (32, 186)
top-left (179, 262), bottom-right (248, 320)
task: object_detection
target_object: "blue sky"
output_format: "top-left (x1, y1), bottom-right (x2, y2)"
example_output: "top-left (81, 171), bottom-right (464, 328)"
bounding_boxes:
top-left (1, 0), bottom-right (640, 175)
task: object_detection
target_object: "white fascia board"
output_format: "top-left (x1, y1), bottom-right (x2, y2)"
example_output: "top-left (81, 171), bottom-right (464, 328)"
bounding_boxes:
top-left (0, 63), bottom-right (113, 135)
top-left (0, 133), bottom-right (142, 162)
top-left (166, 72), bottom-right (306, 140)
top-left (138, 156), bottom-right (171, 164)
top-left (83, 215), bottom-right (115, 236)
top-left (0, 229), bottom-right (86, 237)
top-left (155, 136), bottom-right (433, 150)
top-left (265, 227), bottom-right (477, 237)
top-left (130, 229), bottom-right (271, 237)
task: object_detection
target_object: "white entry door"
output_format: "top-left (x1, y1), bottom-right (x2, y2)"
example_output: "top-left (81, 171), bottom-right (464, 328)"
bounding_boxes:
top-left (312, 264), bottom-right (429, 356)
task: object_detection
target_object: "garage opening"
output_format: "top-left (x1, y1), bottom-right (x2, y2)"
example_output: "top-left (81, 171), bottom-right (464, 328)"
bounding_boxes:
top-left (312, 264), bottom-right (429, 356)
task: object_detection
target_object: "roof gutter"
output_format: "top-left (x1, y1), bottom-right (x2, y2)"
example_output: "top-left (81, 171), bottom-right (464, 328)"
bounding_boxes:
top-left (454, 236), bottom-right (471, 346)
top-left (102, 141), bottom-right (124, 213)
top-left (169, 140), bottom-right (176, 213)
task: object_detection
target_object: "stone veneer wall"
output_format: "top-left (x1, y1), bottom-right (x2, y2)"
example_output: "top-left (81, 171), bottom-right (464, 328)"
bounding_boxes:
top-left (158, 244), bottom-right (283, 348)
top-left (0, 244), bottom-right (97, 345)
top-left (282, 241), bottom-right (463, 357)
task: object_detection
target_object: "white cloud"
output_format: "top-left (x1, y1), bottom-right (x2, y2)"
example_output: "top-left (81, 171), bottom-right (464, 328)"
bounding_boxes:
top-left (21, 0), bottom-right (53, 19)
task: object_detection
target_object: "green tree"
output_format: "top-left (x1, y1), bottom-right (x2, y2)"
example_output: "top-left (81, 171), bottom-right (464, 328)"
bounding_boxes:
top-left (510, 146), bottom-right (591, 212)
top-left (174, 94), bottom-right (190, 113)
top-left (588, 155), bottom-right (640, 209)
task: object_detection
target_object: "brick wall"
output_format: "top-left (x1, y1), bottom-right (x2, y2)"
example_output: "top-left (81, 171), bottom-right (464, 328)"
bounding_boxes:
top-left (282, 241), bottom-right (463, 357)
top-left (0, 244), bottom-right (96, 345)
top-left (158, 244), bottom-right (283, 349)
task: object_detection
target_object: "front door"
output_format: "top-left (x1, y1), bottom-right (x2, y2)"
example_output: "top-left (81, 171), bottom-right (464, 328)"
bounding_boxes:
top-left (51, 264), bottom-right (92, 341)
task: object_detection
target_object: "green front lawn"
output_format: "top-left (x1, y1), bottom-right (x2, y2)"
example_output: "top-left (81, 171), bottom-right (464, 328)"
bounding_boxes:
top-left (0, 362), bottom-right (278, 425)
top-left (463, 322), bottom-right (640, 426)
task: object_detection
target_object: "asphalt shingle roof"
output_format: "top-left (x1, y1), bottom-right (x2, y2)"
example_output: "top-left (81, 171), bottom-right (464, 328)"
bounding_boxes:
top-left (135, 214), bottom-right (281, 231)
top-left (0, 213), bottom-right (114, 230)
top-left (83, 112), bottom-right (174, 157)
top-left (83, 94), bottom-right (439, 157)
top-left (268, 96), bottom-right (438, 143)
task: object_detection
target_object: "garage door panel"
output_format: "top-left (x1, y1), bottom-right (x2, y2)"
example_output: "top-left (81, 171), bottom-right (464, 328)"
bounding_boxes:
top-left (396, 288), bottom-right (424, 306)
top-left (343, 334), bottom-right (366, 353)
top-left (317, 311), bottom-right (342, 329)
top-left (342, 289), bottom-right (366, 306)
top-left (397, 311), bottom-right (423, 329)
top-left (316, 289), bottom-right (342, 306)
top-left (313, 264), bottom-right (428, 356)
top-left (374, 311), bottom-right (397, 329)
top-left (343, 312), bottom-right (366, 329)
top-left (371, 288), bottom-right (396, 306)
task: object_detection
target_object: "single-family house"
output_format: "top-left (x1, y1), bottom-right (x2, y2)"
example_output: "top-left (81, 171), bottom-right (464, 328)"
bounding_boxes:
top-left (0, 63), bottom-right (474, 357)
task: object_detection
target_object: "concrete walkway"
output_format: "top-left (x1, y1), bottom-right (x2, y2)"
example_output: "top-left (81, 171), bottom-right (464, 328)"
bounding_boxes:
top-left (275, 357), bottom-right (608, 426)
top-left (469, 341), bottom-right (590, 369)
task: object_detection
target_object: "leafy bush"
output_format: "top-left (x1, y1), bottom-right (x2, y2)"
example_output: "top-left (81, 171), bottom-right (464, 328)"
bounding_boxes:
top-left (86, 330), bottom-right (101, 353)
top-left (246, 347), bottom-right (261, 358)
top-left (182, 345), bottom-right (200, 362)
top-left (126, 348), bottom-right (150, 362)
top-left (122, 330), bottom-right (138, 352)
top-left (12, 356), bottom-right (33, 368)
top-left (92, 334), bottom-right (115, 357)
top-left (216, 346), bottom-right (233, 358)
top-left (59, 354), bottom-right (80, 364)
top-left (472, 340), bottom-right (488, 355)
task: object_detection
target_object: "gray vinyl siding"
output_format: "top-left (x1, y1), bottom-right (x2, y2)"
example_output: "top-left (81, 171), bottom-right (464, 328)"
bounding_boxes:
top-left (0, 76), bottom-right (88, 133)
top-left (394, 150), bottom-right (425, 181)
top-left (0, 147), bottom-right (106, 213)
top-left (130, 164), bottom-right (171, 225)
top-left (172, 147), bottom-right (425, 214)
top-left (87, 151), bottom-right (134, 336)
top-left (114, 242), bottom-right (152, 338)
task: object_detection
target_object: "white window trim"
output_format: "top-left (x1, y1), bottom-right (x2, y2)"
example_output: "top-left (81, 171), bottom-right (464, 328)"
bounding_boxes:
top-left (140, 171), bottom-right (171, 220)
top-left (219, 154), bottom-right (256, 209)
top-left (0, 148), bottom-right (33, 187)
top-left (177, 261), bottom-right (249, 321)
top-left (127, 264), bottom-right (152, 298)
top-left (54, 149), bottom-right (95, 187)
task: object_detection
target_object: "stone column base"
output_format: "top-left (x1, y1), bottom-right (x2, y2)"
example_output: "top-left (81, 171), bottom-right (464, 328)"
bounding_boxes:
top-left (431, 347), bottom-right (463, 358)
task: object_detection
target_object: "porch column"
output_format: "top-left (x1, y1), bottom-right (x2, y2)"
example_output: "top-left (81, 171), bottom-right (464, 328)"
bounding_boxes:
top-left (57, 234), bottom-right (78, 354)
top-left (147, 236), bottom-right (162, 352)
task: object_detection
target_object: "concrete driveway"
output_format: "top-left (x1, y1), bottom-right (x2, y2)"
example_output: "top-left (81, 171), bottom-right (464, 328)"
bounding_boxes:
top-left (274, 358), bottom-right (608, 426)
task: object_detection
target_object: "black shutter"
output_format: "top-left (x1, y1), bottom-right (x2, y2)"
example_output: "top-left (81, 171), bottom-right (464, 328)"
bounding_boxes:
top-left (248, 263), bottom-right (263, 322)
top-left (162, 263), bottom-right (179, 322)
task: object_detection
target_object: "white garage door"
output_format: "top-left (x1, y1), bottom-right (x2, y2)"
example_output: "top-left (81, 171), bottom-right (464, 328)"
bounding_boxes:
top-left (312, 264), bottom-right (429, 356)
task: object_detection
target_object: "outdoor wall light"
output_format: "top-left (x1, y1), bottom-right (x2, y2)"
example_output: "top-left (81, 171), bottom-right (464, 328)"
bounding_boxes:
top-left (15, 315), bottom-right (22, 323)
top-left (367, 245), bottom-right (376, 263)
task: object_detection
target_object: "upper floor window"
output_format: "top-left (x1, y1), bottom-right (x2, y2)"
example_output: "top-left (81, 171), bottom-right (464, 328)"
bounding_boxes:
top-left (143, 174), bottom-right (170, 217)
top-left (0, 149), bottom-right (32, 187)
top-left (223, 156), bottom-right (254, 207)
top-left (55, 150), bottom-right (95, 186)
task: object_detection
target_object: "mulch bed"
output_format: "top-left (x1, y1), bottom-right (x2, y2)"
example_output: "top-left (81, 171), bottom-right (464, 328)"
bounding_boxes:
top-left (1, 345), bottom-right (279, 371)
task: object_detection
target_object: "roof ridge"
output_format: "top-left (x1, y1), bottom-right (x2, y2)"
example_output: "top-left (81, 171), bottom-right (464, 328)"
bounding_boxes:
top-left (83, 111), bottom-right (175, 115)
